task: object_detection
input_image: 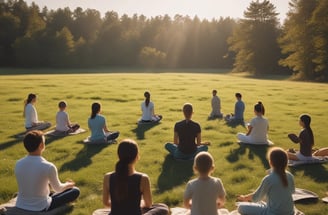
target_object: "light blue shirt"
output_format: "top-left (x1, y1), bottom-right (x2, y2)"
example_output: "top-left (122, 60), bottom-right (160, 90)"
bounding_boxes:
top-left (252, 171), bottom-right (295, 215)
top-left (88, 114), bottom-right (106, 141)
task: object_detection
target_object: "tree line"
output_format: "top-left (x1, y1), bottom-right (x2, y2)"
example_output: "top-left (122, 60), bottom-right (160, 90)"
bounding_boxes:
top-left (0, 0), bottom-right (327, 81)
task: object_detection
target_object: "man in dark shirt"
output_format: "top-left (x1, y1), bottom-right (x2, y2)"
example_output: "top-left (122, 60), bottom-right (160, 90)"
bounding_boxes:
top-left (165, 103), bottom-right (209, 160)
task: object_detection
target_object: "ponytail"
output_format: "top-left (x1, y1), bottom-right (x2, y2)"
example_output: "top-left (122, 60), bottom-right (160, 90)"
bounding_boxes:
top-left (23, 93), bottom-right (36, 117)
top-left (254, 101), bottom-right (265, 115)
top-left (113, 140), bottom-right (139, 202)
top-left (114, 160), bottom-right (130, 201)
top-left (144, 91), bottom-right (150, 107)
top-left (91, 102), bottom-right (101, 119)
top-left (268, 147), bottom-right (288, 187)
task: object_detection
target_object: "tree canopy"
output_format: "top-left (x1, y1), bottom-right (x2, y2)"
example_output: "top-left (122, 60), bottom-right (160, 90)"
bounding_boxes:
top-left (0, 0), bottom-right (327, 81)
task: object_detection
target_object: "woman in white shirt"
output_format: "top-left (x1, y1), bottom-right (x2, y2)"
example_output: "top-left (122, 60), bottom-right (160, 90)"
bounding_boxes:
top-left (23, 93), bottom-right (51, 131)
top-left (140, 91), bottom-right (162, 123)
top-left (237, 101), bottom-right (273, 145)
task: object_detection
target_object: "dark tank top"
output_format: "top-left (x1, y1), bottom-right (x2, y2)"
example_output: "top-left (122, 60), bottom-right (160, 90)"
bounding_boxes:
top-left (109, 173), bottom-right (142, 215)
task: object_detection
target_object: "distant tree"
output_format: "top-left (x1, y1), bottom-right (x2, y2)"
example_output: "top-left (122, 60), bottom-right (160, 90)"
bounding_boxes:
top-left (139, 46), bottom-right (166, 67)
top-left (0, 12), bottom-right (20, 66)
top-left (228, 0), bottom-right (281, 75)
top-left (311, 0), bottom-right (328, 80)
top-left (279, 0), bottom-right (328, 81)
top-left (279, 0), bottom-right (326, 80)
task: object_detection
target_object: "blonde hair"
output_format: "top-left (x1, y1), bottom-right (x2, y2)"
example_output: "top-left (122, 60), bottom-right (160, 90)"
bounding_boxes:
top-left (194, 152), bottom-right (214, 174)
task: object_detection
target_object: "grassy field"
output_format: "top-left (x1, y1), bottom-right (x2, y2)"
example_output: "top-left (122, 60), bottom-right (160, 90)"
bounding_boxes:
top-left (0, 71), bottom-right (327, 214)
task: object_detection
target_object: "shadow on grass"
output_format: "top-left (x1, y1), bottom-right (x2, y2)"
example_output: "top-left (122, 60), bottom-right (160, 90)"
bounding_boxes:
top-left (225, 120), bottom-right (245, 128)
top-left (157, 155), bottom-right (193, 193)
top-left (131, 122), bottom-right (160, 140)
top-left (289, 164), bottom-right (328, 183)
top-left (226, 143), bottom-right (270, 169)
top-left (0, 138), bottom-right (22, 151)
top-left (45, 135), bottom-right (66, 145)
top-left (60, 143), bottom-right (109, 172)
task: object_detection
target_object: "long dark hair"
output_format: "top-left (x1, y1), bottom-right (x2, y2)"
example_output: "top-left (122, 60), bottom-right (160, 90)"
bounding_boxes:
top-left (144, 91), bottom-right (150, 107)
top-left (254, 101), bottom-right (265, 115)
top-left (23, 93), bottom-right (36, 117)
top-left (114, 139), bottom-right (139, 202)
top-left (300, 114), bottom-right (314, 145)
top-left (268, 147), bottom-right (288, 187)
top-left (90, 102), bottom-right (101, 119)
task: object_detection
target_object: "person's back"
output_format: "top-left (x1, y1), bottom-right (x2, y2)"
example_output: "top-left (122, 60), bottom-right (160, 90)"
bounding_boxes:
top-left (185, 177), bottom-right (224, 215)
top-left (175, 119), bottom-right (200, 154)
top-left (141, 101), bottom-right (154, 121)
top-left (15, 156), bottom-right (54, 211)
top-left (249, 116), bottom-right (268, 143)
top-left (56, 110), bottom-right (69, 131)
top-left (15, 130), bottom-right (79, 212)
top-left (109, 173), bottom-right (142, 215)
top-left (234, 99), bottom-right (245, 120)
top-left (262, 171), bottom-right (294, 215)
top-left (88, 114), bottom-right (106, 141)
top-left (184, 152), bottom-right (225, 215)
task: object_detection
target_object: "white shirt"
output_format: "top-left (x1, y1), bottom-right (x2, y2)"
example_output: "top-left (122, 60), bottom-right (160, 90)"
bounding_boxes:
top-left (184, 177), bottom-right (226, 215)
top-left (249, 116), bottom-right (269, 143)
top-left (141, 101), bottom-right (154, 121)
top-left (24, 103), bottom-right (38, 128)
top-left (56, 111), bottom-right (70, 131)
top-left (15, 156), bottom-right (67, 211)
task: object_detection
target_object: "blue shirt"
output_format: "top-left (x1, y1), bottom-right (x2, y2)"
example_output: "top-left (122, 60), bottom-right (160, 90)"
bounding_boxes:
top-left (252, 171), bottom-right (295, 215)
top-left (88, 114), bottom-right (106, 141)
top-left (234, 100), bottom-right (245, 120)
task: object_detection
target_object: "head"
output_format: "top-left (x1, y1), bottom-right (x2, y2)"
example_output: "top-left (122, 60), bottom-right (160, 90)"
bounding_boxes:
top-left (114, 139), bottom-right (139, 201)
top-left (23, 130), bottom-right (45, 153)
top-left (58, 100), bottom-right (67, 110)
top-left (144, 91), bottom-right (150, 107)
top-left (25, 93), bottom-right (37, 105)
top-left (254, 101), bottom-right (265, 115)
top-left (91, 102), bottom-right (101, 119)
top-left (117, 139), bottom-right (139, 165)
top-left (212, 90), bottom-right (217, 96)
top-left (194, 152), bottom-right (214, 175)
top-left (183, 103), bottom-right (193, 119)
top-left (267, 147), bottom-right (288, 186)
top-left (300, 114), bottom-right (311, 128)
top-left (235, 93), bottom-right (242, 100)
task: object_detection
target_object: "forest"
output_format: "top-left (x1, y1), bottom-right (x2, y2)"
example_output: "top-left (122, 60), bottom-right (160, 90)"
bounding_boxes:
top-left (0, 0), bottom-right (327, 81)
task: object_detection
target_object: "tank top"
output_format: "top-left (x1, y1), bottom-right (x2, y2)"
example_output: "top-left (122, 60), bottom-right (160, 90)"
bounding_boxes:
top-left (109, 173), bottom-right (142, 215)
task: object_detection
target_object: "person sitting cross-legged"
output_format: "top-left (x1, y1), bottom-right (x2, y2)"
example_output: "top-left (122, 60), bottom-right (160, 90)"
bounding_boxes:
top-left (14, 130), bottom-right (80, 212)
top-left (165, 103), bottom-right (210, 160)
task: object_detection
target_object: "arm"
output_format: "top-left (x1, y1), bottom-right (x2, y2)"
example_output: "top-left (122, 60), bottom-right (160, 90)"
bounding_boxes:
top-left (246, 126), bottom-right (253, 136)
top-left (140, 174), bottom-right (152, 208)
top-left (173, 131), bottom-right (179, 145)
top-left (217, 196), bottom-right (225, 208)
top-left (196, 132), bottom-right (201, 145)
top-left (237, 193), bottom-right (253, 202)
top-left (183, 198), bottom-right (191, 209)
top-left (102, 174), bottom-right (111, 208)
top-left (48, 164), bottom-right (75, 193)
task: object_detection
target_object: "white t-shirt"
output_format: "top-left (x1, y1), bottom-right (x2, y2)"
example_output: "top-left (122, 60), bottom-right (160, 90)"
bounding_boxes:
top-left (56, 111), bottom-right (70, 131)
top-left (141, 101), bottom-right (154, 121)
top-left (249, 116), bottom-right (269, 143)
top-left (15, 156), bottom-right (67, 211)
top-left (184, 177), bottom-right (226, 215)
top-left (24, 103), bottom-right (38, 128)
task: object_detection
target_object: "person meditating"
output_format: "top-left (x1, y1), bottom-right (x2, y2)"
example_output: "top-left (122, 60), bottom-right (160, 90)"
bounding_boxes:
top-left (165, 103), bottom-right (210, 160)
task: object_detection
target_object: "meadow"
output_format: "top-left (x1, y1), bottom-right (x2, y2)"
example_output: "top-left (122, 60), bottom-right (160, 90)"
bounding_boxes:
top-left (0, 70), bottom-right (327, 214)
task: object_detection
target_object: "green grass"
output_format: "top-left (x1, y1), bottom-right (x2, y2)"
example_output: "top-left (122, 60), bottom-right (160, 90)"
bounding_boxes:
top-left (0, 71), bottom-right (328, 215)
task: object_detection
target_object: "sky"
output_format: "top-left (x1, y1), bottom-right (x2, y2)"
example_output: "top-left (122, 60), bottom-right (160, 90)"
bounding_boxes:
top-left (25, 0), bottom-right (290, 22)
